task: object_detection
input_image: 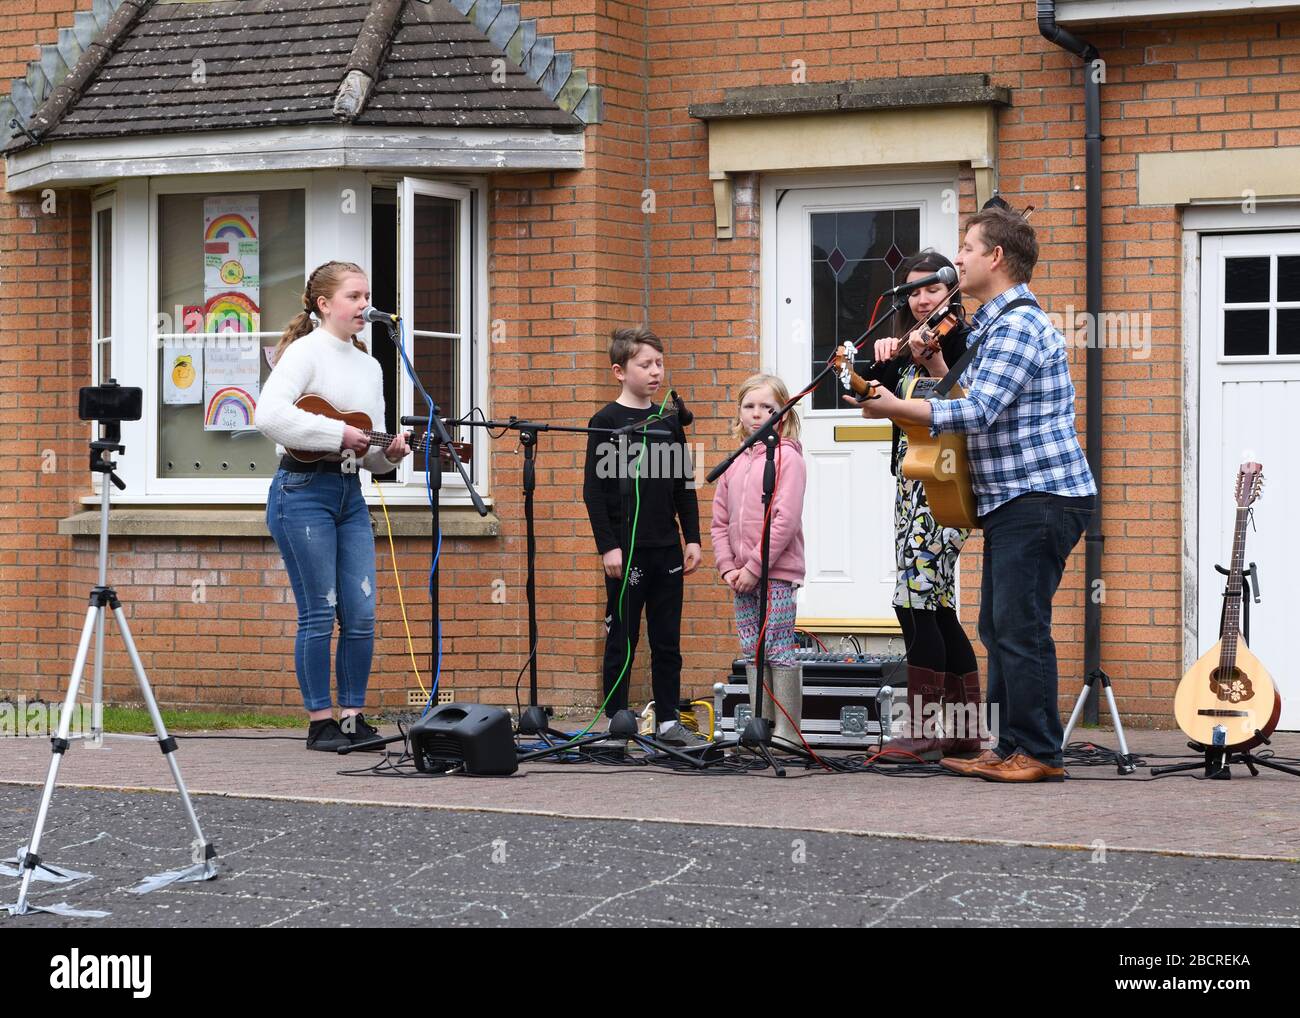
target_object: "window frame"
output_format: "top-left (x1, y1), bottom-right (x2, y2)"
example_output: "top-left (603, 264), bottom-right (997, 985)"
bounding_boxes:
top-left (1219, 248), bottom-right (1300, 363)
top-left (392, 176), bottom-right (482, 502)
top-left (81, 170), bottom-right (490, 507)
top-left (89, 189), bottom-right (116, 492)
top-left (91, 192), bottom-right (115, 388)
top-left (144, 173), bottom-right (312, 499)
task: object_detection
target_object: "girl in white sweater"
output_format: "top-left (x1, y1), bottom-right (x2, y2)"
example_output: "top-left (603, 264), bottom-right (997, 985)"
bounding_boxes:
top-left (255, 261), bottom-right (410, 752)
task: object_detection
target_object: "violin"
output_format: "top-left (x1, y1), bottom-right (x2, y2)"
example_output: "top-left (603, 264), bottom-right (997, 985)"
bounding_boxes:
top-left (913, 297), bottom-right (968, 358)
top-left (831, 294), bottom-right (968, 402)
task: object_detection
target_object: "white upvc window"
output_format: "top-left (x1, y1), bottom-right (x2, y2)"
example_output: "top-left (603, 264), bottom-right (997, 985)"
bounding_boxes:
top-left (89, 191), bottom-right (115, 493)
top-left (85, 170), bottom-right (488, 507)
top-left (396, 177), bottom-right (478, 495)
top-left (91, 193), bottom-right (114, 389)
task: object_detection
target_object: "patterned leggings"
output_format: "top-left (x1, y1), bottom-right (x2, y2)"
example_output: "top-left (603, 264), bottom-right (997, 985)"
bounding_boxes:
top-left (734, 580), bottom-right (798, 665)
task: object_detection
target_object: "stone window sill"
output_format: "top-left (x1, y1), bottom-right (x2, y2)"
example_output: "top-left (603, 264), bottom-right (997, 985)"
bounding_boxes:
top-left (58, 507), bottom-right (500, 539)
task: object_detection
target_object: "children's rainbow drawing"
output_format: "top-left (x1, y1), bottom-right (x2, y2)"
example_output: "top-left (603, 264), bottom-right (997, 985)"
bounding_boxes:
top-left (204, 291), bottom-right (260, 333)
top-left (205, 386), bottom-right (257, 430)
top-left (204, 213), bottom-right (256, 242)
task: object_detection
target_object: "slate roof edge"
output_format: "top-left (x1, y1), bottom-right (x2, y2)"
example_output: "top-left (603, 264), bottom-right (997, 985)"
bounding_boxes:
top-left (5, 0), bottom-right (149, 155)
top-left (452, 0), bottom-right (601, 124)
top-left (687, 75), bottom-right (1013, 121)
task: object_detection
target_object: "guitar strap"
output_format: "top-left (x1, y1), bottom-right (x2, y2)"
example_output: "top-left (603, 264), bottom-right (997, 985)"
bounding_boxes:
top-left (934, 297), bottom-right (1039, 398)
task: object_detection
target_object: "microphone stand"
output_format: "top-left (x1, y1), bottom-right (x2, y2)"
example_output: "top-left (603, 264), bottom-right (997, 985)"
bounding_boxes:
top-left (425, 416), bottom-right (678, 747)
top-left (704, 290), bottom-right (914, 775)
top-left (375, 318), bottom-right (487, 738)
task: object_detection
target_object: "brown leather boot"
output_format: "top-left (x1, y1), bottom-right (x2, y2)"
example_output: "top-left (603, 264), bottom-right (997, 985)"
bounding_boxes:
top-left (942, 669), bottom-right (984, 755)
top-left (883, 665), bottom-right (945, 761)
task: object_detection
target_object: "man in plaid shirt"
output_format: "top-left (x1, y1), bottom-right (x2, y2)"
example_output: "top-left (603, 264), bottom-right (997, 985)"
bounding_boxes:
top-left (858, 207), bottom-right (1096, 783)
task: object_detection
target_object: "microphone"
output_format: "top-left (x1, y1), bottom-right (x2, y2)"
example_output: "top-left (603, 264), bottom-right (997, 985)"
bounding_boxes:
top-left (362, 306), bottom-right (400, 324)
top-left (884, 265), bottom-right (957, 295)
top-left (669, 389), bottom-right (693, 427)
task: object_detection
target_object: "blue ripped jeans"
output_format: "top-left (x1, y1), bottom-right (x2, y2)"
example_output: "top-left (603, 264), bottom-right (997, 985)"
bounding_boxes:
top-left (266, 469), bottom-right (377, 712)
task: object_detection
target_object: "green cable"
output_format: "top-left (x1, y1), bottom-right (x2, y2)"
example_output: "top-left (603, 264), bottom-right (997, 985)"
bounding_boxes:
top-left (567, 392), bottom-right (672, 743)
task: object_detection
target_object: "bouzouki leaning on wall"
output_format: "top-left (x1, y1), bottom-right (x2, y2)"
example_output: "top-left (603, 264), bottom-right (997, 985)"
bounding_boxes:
top-left (1173, 461), bottom-right (1280, 752)
top-left (286, 394), bottom-right (470, 468)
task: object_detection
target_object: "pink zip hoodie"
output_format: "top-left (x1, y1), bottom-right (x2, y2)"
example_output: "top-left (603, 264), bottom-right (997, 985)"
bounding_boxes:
top-left (711, 437), bottom-right (806, 586)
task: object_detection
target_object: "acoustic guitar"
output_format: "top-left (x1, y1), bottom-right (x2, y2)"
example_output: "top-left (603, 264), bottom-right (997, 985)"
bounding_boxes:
top-left (832, 310), bottom-right (979, 530)
top-left (895, 374), bottom-right (978, 530)
top-left (1173, 462), bottom-right (1280, 751)
top-left (285, 394), bottom-right (470, 468)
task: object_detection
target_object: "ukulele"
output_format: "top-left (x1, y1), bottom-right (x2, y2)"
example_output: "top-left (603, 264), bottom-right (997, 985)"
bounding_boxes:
top-left (285, 394), bottom-right (470, 468)
top-left (833, 299), bottom-right (979, 530)
top-left (1173, 462), bottom-right (1280, 751)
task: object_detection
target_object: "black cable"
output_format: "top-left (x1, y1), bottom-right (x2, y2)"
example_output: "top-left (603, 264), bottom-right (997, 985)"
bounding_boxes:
top-left (175, 733), bottom-right (307, 741)
top-left (513, 638), bottom-right (539, 719)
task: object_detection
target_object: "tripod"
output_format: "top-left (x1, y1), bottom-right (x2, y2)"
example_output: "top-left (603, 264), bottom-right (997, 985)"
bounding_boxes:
top-left (1061, 669), bottom-right (1137, 775)
top-left (8, 397), bottom-right (216, 917)
top-left (1151, 562), bottom-right (1299, 780)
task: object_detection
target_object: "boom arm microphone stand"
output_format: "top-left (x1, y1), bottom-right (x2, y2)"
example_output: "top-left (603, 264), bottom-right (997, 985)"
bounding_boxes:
top-left (705, 291), bottom-right (915, 775)
top-left (499, 411), bottom-right (716, 766)
top-left (440, 417), bottom-right (683, 748)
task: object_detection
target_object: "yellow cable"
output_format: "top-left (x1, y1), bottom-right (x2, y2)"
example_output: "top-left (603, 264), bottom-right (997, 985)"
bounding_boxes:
top-left (690, 698), bottom-right (715, 740)
top-left (374, 480), bottom-right (426, 695)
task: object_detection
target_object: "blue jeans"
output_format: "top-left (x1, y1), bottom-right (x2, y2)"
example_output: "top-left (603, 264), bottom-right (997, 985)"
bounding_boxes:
top-left (266, 468), bottom-right (377, 712)
top-left (978, 492), bottom-right (1094, 768)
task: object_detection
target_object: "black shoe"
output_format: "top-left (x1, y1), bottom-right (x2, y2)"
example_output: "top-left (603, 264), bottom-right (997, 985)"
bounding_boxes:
top-left (656, 721), bottom-right (710, 748)
top-left (340, 712), bottom-right (384, 751)
top-left (306, 718), bottom-right (351, 753)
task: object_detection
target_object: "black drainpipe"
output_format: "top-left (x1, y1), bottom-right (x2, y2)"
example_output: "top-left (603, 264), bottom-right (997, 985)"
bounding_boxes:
top-left (1038, 1), bottom-right (1104, 724)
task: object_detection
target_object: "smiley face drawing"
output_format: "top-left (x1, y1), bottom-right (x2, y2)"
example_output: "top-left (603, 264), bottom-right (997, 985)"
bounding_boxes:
top-left (171, 354), bottom-right (196, 390)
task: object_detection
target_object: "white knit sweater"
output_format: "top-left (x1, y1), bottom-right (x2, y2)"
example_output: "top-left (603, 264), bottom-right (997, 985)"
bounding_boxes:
top-left (255, 327), bottom-right (400, 475)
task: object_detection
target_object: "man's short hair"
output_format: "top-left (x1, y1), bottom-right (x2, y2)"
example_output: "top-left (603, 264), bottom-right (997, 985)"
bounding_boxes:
top-left (964, 207), bottom-right (1038, 283)
top-left (609, 326), bottom-right (663, 368)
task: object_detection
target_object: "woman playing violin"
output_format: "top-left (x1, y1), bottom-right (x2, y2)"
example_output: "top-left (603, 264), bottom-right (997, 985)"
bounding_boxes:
top-left (858, 249), bottom-right (982, 761)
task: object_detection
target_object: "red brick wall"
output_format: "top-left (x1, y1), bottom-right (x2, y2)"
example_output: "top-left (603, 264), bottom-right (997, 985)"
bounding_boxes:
top-left (7, 2), bottom-right (1300, 726)
top-left (0, 1), bottom-right (95, 706)
top-left (504, 2), bottom-right (1300, 726)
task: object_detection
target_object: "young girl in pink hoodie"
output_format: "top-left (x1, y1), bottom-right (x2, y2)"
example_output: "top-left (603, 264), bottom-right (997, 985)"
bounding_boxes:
top-left (711, 374), bottom-right (807, 740)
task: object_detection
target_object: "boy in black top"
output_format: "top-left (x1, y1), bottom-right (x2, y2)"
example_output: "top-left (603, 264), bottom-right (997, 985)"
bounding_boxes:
top-left (582, 327), bottom-right (704, 746)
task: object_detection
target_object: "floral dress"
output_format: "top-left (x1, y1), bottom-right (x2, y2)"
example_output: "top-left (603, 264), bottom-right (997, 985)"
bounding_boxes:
top-left (891, 361), bottom-right (969, 610)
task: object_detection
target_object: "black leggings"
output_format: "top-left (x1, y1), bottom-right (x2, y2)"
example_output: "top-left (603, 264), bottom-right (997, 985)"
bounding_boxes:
top-left (894, 605), bottom-right (978, 674)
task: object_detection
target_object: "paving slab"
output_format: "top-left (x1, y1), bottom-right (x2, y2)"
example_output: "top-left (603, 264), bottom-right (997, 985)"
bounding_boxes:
top-left (2, 725), bottom-right (1298, 860)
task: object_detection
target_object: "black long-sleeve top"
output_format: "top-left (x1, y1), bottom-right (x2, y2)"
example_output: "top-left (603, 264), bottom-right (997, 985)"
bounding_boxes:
top-left (860, 320), bottom-right (971, 475)
top-left (582, 401), bottom-right (701, 555)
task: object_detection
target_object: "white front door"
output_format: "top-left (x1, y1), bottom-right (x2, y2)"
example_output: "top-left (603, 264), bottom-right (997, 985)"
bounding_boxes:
top-left (766, 178), bottom-right (959, 626)
top-left (1199, 232), bottom-right (1299, 730)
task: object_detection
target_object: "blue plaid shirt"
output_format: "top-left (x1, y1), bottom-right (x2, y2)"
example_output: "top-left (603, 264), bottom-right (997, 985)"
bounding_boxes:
top-left (928, 284), bottom-right (1096, 517)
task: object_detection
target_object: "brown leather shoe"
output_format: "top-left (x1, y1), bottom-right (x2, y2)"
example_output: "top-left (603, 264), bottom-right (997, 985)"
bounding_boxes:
top-left (968, 751), bottom-right (1065, 783)
top-left (940, 748), bottom-right (1001, 776)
